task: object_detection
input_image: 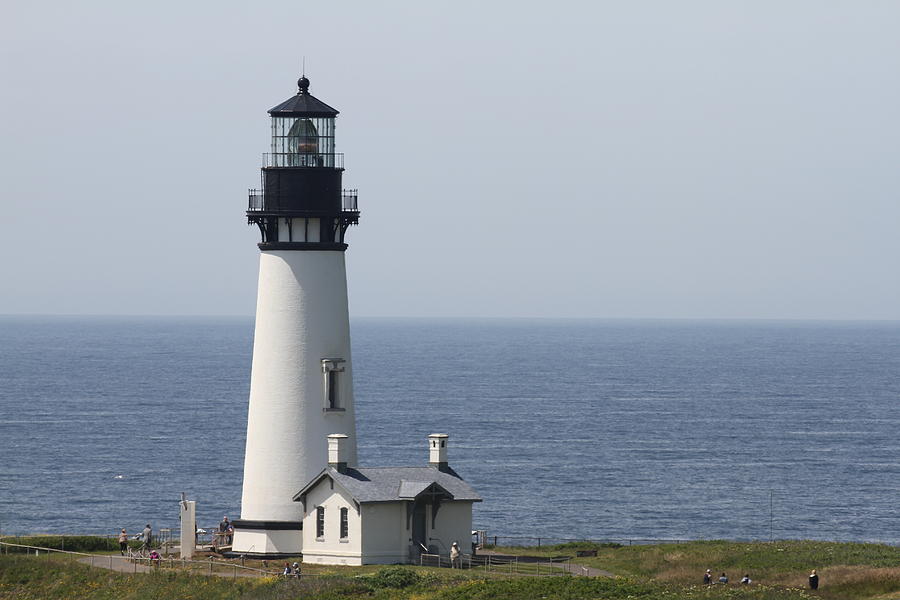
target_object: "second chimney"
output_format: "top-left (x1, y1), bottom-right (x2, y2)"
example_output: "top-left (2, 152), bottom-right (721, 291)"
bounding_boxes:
top-left (328, 433), bottom-right (349, 473)
top-left (428, 433), bottom-right (449, 471)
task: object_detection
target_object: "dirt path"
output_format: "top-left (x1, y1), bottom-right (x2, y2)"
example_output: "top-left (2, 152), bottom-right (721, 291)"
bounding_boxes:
top-left (560, 562), bottom-right (615, 577)
top-left (477, 550), bottom-right (615, 577)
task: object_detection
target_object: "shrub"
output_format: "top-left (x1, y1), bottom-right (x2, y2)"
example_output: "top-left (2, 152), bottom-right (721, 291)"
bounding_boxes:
top-left (369, 565), bottom-right (422, 588)
top-left (551, 541), bottom-right (623, 551)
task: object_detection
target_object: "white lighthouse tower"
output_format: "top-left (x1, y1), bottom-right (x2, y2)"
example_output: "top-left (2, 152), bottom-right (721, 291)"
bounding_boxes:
top-left (231, 76), bottom-right (360, 557)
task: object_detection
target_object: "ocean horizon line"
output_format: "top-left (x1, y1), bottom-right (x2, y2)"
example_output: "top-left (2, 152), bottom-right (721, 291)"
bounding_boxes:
top-left (1, 313), bottom-right (899, 325)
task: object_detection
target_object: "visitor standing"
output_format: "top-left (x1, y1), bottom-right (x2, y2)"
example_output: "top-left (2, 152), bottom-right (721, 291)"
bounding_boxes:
top-left (809, 569), bottom-right (819, 590)
top-left (118, 529), bottom-right (128, 555)
top-left (450, 541), bottom-right (461, 568)
top-left (703, 569), bottom-right (712, 584)
top-left (219, 516), bottom-right (231, 545)
top-left (141, 524), bottom-right (152, 551)
top-left (718, 572), bottom-right (729, 584)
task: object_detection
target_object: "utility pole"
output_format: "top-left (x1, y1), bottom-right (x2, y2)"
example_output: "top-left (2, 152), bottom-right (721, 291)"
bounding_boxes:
top-left (769, 490), bottom-right (774, 542)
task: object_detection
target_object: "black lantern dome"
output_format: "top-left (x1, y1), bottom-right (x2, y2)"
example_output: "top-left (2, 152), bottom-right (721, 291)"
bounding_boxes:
top-left (247, 76), bottom-right (359, 250)
top-left (268, 77), bottom-right (339, 118)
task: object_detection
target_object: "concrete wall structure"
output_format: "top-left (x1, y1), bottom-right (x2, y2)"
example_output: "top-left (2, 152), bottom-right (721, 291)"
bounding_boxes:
top-left (179, 500), bottom-right (195, 559)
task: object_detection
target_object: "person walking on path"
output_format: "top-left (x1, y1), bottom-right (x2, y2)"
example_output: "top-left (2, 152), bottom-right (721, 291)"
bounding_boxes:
top-left (118, 529), bottom-right (128, 555)
top-left (703, 569), bottom-right (712, 585)
top-left (141, 524), bottom-right (152, 551)
top-left (809, 569), bottom-right (819, 590)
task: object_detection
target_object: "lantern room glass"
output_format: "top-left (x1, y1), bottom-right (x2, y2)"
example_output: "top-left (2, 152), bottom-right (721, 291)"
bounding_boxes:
top-left (271, 116), bottom-right (336, 167)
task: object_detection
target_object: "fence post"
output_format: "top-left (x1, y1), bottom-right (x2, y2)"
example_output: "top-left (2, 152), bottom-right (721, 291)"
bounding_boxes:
top-left (493, 536), bottom-right (497, 546)
top-left (208, 561), bottom-right (212, 575)
top-left (233, 564), bottom-right (237, 580)
top-left (109, 555), bottom-right (113, 569)
top-left (538, 537), bottom-right (541, 547)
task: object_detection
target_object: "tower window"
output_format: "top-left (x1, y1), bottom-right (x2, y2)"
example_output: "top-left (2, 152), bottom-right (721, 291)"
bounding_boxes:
top-left (327, 370), bottom-right (338, 408)
top-left (316, 506), bottom-right (325, 540)
top-left (321, 359), bottom-right (346, 411)
top-left (340, 507), bottom-right (349, 540)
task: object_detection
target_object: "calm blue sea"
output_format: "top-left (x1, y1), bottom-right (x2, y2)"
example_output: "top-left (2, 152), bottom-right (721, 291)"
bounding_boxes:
top-left (1, 317), bottom-right (898, 544)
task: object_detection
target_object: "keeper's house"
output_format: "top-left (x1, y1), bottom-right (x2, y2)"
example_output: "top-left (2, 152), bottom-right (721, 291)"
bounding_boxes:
top-left (293, 433), bottom-right (481, 565)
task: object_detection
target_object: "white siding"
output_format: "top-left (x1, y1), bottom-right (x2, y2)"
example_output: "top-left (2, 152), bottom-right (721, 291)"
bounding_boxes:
top-left (360, 502), bottom-right (407, 564)
top-left (427, 502), bottom-right (474, 559)
top-left (301, 478), bottom-right (363, 565)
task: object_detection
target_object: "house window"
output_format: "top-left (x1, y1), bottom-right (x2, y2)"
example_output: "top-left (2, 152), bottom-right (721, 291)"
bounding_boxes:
top-left (321, 359), bottom-right (346, 411)
top-left (340, 507), bottom-right (349, 540)
top-left (316, 506), bottom-right (325, 539)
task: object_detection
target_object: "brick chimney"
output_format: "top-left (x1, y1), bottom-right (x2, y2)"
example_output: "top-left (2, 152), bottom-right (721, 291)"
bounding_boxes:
top-left (428, 433), bottom-right (449, 472)
top-left (328, 433), bottom-right (349, 473)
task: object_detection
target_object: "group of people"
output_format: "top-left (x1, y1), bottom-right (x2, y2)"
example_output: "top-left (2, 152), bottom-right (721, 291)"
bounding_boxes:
top-left (703, 570), bottom-right (751, 585)
top-left (282, 562), bottom-right (301, 578)
top-left (117, 524), bottom-right (154, 555)
top-left (704, 568), bottom-right (821, 589)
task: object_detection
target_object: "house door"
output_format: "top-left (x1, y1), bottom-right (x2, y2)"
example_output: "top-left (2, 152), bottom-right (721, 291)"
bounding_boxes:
top-left (411, 501), bottom-right (427, 557)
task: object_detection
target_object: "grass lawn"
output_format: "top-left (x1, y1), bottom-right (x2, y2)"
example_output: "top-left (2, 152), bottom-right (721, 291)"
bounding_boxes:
top-left (3, 540), bottom-right (900, 599)
top-left (489, 540), bottom-right (900, 599)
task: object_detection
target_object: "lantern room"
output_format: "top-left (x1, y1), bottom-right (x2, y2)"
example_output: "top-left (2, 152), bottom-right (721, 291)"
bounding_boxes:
top-left (247, 76), bottom-right (359, 250)
top-left (267, 76), bottom-right (339, 168)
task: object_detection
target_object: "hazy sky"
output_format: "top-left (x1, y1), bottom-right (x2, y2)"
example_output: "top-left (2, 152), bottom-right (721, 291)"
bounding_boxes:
top-left (1, 2), bottom-right (898, 319)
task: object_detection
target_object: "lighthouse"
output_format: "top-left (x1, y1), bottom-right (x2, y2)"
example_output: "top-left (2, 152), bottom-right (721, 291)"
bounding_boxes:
top-left (231, 76), bottom-right (360, 557)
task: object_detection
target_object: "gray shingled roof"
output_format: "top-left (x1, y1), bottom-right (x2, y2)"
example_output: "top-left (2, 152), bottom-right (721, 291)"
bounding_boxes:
top-left (294, 466), bottom-right (482, 504)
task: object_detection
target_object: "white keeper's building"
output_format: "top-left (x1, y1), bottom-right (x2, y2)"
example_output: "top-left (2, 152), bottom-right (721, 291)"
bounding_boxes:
top-left (294, 433), bottom-right (481, 565)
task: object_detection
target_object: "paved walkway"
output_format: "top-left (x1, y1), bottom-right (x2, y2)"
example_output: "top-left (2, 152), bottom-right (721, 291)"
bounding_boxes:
top-left (78, 551), bottom-right (614, 579)
top-left (76, 554), bottom-right (266, 578)
top-left (76, 555), bottom-right (152, 574)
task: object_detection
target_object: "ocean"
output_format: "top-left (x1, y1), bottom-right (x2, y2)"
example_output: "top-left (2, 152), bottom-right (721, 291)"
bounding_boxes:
top-left (0, 317), bottom-right (898, 544)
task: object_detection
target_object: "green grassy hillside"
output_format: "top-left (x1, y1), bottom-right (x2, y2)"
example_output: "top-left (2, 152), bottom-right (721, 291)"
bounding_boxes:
top-left (2, 540), bottom-right (899, 599)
